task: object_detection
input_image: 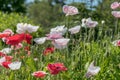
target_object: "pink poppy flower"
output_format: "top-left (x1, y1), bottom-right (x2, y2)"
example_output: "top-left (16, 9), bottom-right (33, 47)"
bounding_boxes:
top-left (3, 29), bottom-right (14, 36)
top-left (63, 5), bottom-right (79, 16)
top-left (111, 11), bottom-right (120, 18)
top-left (47, 62), bottom-right (67, 75)
top-left (32, 71), bottom-right (47, 78)
top-left (46, 33), bottom-right (63, 40)
top-left (111, 2), bottom-right (120, 9)
top-left (52, 38), bottom-right (70, 49)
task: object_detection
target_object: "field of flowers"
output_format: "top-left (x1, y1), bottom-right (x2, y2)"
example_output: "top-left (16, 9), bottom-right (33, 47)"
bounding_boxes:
top-left (0, 1), bottom-right (120, 80)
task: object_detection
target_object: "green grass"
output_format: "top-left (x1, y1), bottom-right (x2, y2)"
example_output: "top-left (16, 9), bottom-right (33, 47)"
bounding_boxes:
top-left (0, 28), bottom-right (119, 80)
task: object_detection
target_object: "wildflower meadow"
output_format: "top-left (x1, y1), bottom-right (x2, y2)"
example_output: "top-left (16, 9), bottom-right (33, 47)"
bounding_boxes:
top-left (0, 1), bottom-right (120, 80)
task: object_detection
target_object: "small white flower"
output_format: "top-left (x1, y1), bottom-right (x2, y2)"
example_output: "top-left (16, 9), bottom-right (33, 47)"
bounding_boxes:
top-left (33, 58), bottom-right (38, 61)
top-left (16, 23), bottom-right (39, 33)
top-left (50, 25), bottom-right (67, 35)
top-left (101, 20), bottom-right (105, 24)
top-left (1, 48), bottom-right (12, 54)
top-left (34, 37), bottom-right (46, 44)
top-left (85, 61), bottom-right (100, 78)
top-left (8, 61), bottom-right (21, 70)
top-left (68, 25), bottom-right (81, 34)
top-left (81, 18), bottom-right (87, 27)
top-left (52, 38), bottom-right (70, 49)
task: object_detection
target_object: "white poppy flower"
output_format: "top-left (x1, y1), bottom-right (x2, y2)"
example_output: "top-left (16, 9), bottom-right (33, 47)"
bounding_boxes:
top-left (50, 25), bottom-right (67, 35)
top-left (0, 57), bottom-right (6, 65)
top-left (81, 18), bottom-right (98, 28)
top-left (16, 23), bottom-right (39, 34)
top-left (85, 61), bottom-right (100, 78)
top-left (63, 5), bottom-right (79, 16)
top-left (34, 37), bottom-right (46, 44)
top-left (8, 61), bottom-right (21, 70)
top-left (81, 18), bottom-right (87, 27)
top-left (52, 38), bottom-right (70, 49)
top-left (1, 48), bottom-right (12, 54)
top-left (68, 25), bottom-right (81, 34)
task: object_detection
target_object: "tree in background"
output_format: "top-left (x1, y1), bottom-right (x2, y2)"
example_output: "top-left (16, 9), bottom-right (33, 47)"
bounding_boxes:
top-left (0, 0), bottom-right (26, 13)
top-left (27, 0), bottom-right (89, 29)
top-left (27, 0), bottom-right (66, 29)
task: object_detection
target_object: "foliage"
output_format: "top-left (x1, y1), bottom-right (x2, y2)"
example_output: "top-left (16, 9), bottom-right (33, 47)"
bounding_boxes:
top-left (27, 1), bottom-right (90, 32)
top-left (0, 12), bottom-right (45, 38)
top-left (0, 0), bottom-right (119, 80)
top-left (27, 0), bottom-right (66, 30)
top-left (0, 12), bottom-right (32, 32)
top-left (0, 0), bottom-right (26, 13)
top-left (0, 27), bottom-right (119, 80)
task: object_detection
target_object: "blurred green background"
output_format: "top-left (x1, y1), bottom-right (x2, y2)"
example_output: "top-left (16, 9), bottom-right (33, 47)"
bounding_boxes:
top-left (0, 0), bottom-right (119, 36)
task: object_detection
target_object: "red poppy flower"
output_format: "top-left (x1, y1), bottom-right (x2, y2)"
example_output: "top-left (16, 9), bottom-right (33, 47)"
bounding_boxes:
top-left (23, 33), bottom-right (32, 44)
top-left (6, 33), bottom-right (32, 45)
top-left (47, 62), bottom-right (67, 75)
top-left (24, 46), bottom-right (30, 51)
top-left (0, 52), bottom-right (6, 57)
top-left (6, 34), bottom-right (24, 45)
top-left (2, 61), bottom-right (11, 68)
top-left (0, 33), bottom-right (9, 38)
top-left (43, 47), bottom-right (55, 55)
top-left (32, 71), bottom-right (47, 78)
top-left (5, 56), bottom-right (13, 61)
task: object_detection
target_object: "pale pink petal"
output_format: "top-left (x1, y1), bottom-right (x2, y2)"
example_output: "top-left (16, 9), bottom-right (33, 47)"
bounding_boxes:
top-left (46, 33), bottom-right (63, 40)
top-left (68, 25), bottom-right (81, 34)
top-left (112, 11), bottom-right (120, 18)
top-left (111, 2), bottom-right (120, 9)
top-left (85, 61), bottom-right (100, 78)
top-left (63, 5), bottom-right (79, 16)
top-left (52, 38), bottom-right (70, 49)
